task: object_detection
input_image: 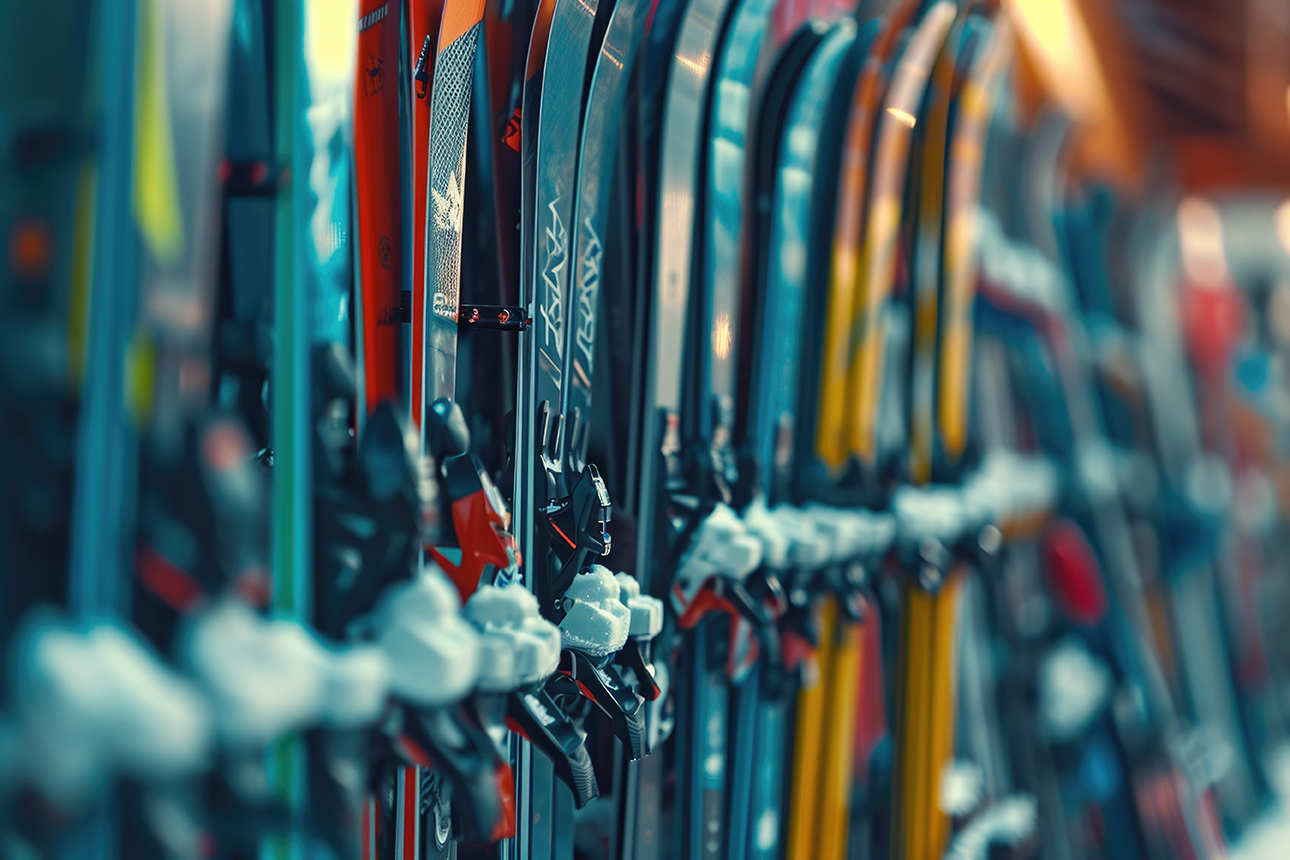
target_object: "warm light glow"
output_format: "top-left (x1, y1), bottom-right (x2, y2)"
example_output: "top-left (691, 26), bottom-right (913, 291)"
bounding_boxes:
top-left (1275, 199), bottom-right (1290, 258)
top-left (1006, 0), bottom-right (1107, 123)
top-left (712, 312), bottom-right (732, 359)
top-left (1005, 0), bottom-right (1138, 184)
top-left (1269, 282), bottom-right (1290, 348)
top-left (675, 51), bottom-right (711, 76)
top-left (1176, 196), bottom-right (1228, 284)
top-left (887, 107), bottom-right (916, 128)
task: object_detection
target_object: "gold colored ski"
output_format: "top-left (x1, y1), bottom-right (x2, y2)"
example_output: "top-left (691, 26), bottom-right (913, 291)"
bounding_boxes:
top-left (900, 30), bottom-right (1013, 854)
top-left (795, 6), bottom-right (921, 857)
top-left (815, 596), bottom-right (865, 858)
top-left (907, 6), bottom-right (959, 486)
top-left (814, 0), bottom-right (918, 471)
top-left (844, 1), bottom-right (956, 465)
top-left (785, 597), bottom-right (836, 860)
top-left (938, 19), bottom-right (1013, 464)
top-left (863, 8), bottom-right (973, 860)
top-left (893, 566), bottom-right (963, 860)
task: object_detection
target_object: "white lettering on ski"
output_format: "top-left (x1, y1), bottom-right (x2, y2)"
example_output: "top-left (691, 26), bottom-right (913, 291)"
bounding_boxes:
top-left (432, 170), bottom-right (465, 234)
top-left (575, 217), bottom-right (601, 376)
top-left (431, 169), bottom-right (465, 319)
top-left (540, 198), bottom-right (567, 362)
top-left (524, 693), bottom-right (556, 726)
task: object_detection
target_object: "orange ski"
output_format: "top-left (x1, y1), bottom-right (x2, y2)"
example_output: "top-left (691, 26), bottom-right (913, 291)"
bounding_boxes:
top-left (354, 0), bottom-right (405, 413)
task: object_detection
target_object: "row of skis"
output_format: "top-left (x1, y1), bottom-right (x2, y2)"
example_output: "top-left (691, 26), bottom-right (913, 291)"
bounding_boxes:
top-left (3, 0), bottom-right (1289, 857)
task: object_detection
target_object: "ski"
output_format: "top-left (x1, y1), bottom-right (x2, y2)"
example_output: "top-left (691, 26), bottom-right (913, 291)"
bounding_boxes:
top-left (560, 7), bottom-right (666, 857)
top-left (826, 7), bottom-right (958, 860)
top-left (558, 0), bottom-right (660, 848)
top-left (735, 16), bottom-right (876, 860)
top-left (355, 0), bottom-right (405, 414)
top-left (624, 0), bottom-right (786, 853)
top-left (697, 0), bottom-right (805, 856)
top-left (509, 0), bottom-right (650, 854)
top-left (407, 0), bottom-right (446, 425)
top-left (354, 0), bottom-right (420, 851)
top-left (420, 0), bottom-right (487, 421)
top-left (777, 10), bottom-right (923, 855)
top-left (0, 0), bottom-right (95, 648)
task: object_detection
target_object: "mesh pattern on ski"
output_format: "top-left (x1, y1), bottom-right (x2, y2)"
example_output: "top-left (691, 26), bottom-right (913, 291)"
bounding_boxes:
top-left (426, 24), bottom-right (481, 322)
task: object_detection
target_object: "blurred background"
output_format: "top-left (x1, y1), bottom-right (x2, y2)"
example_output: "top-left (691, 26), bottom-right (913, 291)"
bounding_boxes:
top-left (3, 0), bottom-right (1290, 858)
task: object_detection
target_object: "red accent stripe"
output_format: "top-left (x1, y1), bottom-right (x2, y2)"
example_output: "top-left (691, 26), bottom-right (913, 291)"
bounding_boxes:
top-left (135, 545), bottom-right (206, 612)
top-left (361, 796), bottom-right (372, 860)
top-left (397, 734), bottom-right (436, 769)
top-left (505, 717), bottom-right (531, 741)
top-left (491, 763), bottom-right (517, 841)
top-left (549, 520), bottom-right (578, 548)
top-left (402, 767), bottom-right (419, 860)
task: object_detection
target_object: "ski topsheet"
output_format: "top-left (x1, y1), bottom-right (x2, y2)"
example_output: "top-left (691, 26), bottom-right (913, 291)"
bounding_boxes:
top-left (421, 0), bottom-right (488, 414)
top-left (408, 0), bottom-right (446, 426)
top-left (526, 0), bottom-right (598, 486)
top-left (482, 0), bottom-right (535, 306)
top-left (630, 0), bottom-right (755, 851)
top-left (355, 0), bottom-right (403, 413)
top-left (410, 0), bottom-right (490, 855)
top-left (698, 2), bottom-right (796, 857)
top-left (741, 29), bottom-right (833, 860)
top-left (563, 0), bottom-right (650, 474)
top-left (68, 0), bottom-right (140, 623)
top-left (938, 13), bottom-right (1012, 467)
top-left (811, 0), bottom-right (917, 481)
top-left (839, 7), bottom-right (959, 860)
top-left (556, 1), bottom-right (655, 853)
top-left (744, 19), bottom-right (869, 860)
top-left (907, 6), bottom-right (969, 487)
top-left (510, 2), bottom-right (558, 853)
top-left (511, 0), bottom-right (602, 852)
top-left (846, 1), bottom-right (954, 468)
